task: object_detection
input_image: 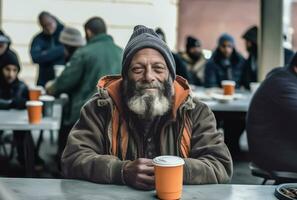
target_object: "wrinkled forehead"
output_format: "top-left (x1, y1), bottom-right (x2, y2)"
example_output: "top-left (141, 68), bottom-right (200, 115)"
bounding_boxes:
top-left (130, 48), bottom-right (167, 65)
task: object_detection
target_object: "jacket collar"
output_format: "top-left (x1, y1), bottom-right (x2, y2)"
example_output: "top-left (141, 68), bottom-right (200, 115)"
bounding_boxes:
top-left (97, 75), bottom-right (193, 120)
top-left (88, 34), bottom-right (113, 44)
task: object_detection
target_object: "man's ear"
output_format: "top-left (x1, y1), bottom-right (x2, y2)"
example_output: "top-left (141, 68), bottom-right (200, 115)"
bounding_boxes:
top-left (294, 66), bottom-right (297, 74)
top-left (86, 29), bottom-right (93, 39)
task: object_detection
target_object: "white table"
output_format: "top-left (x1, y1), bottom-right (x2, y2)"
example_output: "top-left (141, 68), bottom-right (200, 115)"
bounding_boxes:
top-left (191, 87), bottom-right (252, 112)
top-left (0, 178), bottom-right (278, 200)
top-left (0, 104), bottom-right (62, 131)
top-left (0, 103), bottom-right (62, 177)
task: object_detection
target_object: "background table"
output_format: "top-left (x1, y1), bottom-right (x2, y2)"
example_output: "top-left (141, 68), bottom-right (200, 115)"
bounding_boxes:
top-left (0, 103), bottom-right (62, 131)
top-left (0, 178), bottom-right (277, 200)
top-left (0, 103), bottom-right (62, 177)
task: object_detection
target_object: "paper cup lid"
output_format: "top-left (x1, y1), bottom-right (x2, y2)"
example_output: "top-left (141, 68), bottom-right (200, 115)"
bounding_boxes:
top-left (153, 156), bottom-right (185, 167)
top-left (39, 95), bottom-right (55, 101)
top-left (221, 80), bottom-right (235, 85)
top-left (30, 86), bottom-right (43, 91)
top-left (222, 80), bottom-right (235, 85)
top-left (26, 101), bottom-right (43, 106)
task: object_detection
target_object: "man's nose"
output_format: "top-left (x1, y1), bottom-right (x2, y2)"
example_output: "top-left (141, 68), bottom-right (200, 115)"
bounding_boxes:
top-left (144, 68), bottom-right (155, 83)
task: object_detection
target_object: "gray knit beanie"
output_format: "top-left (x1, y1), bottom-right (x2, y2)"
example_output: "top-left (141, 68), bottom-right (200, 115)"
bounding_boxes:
top-left (122, 25), bottom-right (176, 79)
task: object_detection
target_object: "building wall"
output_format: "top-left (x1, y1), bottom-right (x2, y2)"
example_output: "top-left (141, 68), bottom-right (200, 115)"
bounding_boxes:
top-left (1, 0), bottom-right (178, 85)
top-left (177, 0), bottom-right (260, 57)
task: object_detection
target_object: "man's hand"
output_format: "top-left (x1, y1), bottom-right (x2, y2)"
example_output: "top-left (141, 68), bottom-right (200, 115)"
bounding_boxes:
top-left (123, 158), bottom-right (155, 190)
top-left (45, 80), bottom-right (55, 95)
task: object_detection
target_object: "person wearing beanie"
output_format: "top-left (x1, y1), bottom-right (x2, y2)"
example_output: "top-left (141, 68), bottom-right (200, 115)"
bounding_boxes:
top-left (61, 25), bottom-right (232, 190)
top-left (30, 11), bottom-right (65, 87)
top-left (0, 50), bottom-right (28, 109)
top-left (179, 35), bottom-right (207, 86)
top-left (59, 26), bottom-right (86, 62)
top-left (204, 33), bottom-right (245, 88)
top-left (45, 17), bottom-right (122, 162)
top-left (240, 26), bottom-right (295, 90)
top-left (155, 27), bottom-right (192, 84)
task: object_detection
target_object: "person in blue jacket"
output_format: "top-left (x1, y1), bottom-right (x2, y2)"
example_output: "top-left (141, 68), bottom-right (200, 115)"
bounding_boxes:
top-left (204, 33), bottom-right (245, 88)
top-left (30, 11), bottom-right (65, 86)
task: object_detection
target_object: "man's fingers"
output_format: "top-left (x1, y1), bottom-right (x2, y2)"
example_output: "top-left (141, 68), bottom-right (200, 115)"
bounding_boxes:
top-left (136, 173), bottom-right (155, 186)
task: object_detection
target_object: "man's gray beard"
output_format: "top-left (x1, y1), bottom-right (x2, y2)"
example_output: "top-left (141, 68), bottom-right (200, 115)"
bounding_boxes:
top-left (123, 78), bottom-right (172, 120)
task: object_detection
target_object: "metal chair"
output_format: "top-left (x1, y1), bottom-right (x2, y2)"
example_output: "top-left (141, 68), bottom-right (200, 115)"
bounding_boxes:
top-left (249, 162), bottom-right (297, 185)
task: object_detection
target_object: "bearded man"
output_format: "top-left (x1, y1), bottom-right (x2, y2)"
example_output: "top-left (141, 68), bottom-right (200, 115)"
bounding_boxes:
top-left (61, 25), bottom-right (232, 190)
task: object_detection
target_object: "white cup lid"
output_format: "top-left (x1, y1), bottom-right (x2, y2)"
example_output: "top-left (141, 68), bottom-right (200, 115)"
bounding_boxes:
top-left (29, 86), bottom-right (44, 91)
top-left (153, 156), bottom-right (185, 167)
top-left (26, 101), bottom-right (43, 106)
top-left (221, 80), bottom-right (236, 86)
top-left (39, 95), bottom-right (55, 101)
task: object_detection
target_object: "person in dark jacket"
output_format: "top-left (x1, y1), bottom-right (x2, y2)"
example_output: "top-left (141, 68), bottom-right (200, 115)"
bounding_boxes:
top-left (155, 28), bottom-right (191, 82)
top-left (179, 36), bottom-right (207, 86)
top-left (0, 50), bottom-right (33, 166)
top-left (204, 33), bottom-right (245, 88)
top-left (247, 52), bottom-right (297, 174)
top-left (30, 11), bottom-right (65, 86)
top-left (240, 26), bottom-right (295, 90)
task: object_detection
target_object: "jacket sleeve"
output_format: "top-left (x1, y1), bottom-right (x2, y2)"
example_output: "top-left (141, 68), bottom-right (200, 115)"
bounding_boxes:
top-left (61, 97), bottom-right (129, 184)
top-left (183, 101), bottom-right (233, 184)
top-left (30, 36), bottom-right (64, 64)
top-left (0, 99), bottom-right (12, 109)
top-left (11, 83), bottom-right (29, 109)
top-left (51, 51), bottom-right (84, 95)
top-left (204, 62), bottom-right (218, 88)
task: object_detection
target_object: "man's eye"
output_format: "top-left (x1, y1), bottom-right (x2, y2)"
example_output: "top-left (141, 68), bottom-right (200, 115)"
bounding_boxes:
top-left (132, 67), bottom-right (143, 73)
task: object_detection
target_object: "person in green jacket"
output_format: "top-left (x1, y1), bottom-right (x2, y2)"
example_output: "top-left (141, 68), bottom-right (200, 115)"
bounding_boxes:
top-left (46, 17), bottom-right (123, 159)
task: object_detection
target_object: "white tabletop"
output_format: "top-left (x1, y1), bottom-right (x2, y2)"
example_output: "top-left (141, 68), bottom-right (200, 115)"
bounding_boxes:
top-left (0, 178), bottom-right (277, 200)
top-left (0, 104), bottom-right (62, 131)
top-left (192, 87), bottom-right (252, 112)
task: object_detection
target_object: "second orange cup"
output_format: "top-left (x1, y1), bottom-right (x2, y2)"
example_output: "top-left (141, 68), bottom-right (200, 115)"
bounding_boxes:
top-left (26, 101), bottom-right (43, 124)
top-left (29, 86), bottom-right (43, 101)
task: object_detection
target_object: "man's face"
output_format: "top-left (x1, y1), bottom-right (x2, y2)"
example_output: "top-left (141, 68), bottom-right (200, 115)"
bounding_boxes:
top-left (40, 16), bottom-right (57, 35)
top-left (124, 48), bottom-right (172, 119)
top-left (2, 64), bottom-right (18, 84)
top-left (187, 46), bottom-right (201, 61)
top-left (294, 66), bottom-right (297, 74)
top-left (0, 43), bottom-right (8, 55)
top-left (219, 41), bottom-right (233, 58)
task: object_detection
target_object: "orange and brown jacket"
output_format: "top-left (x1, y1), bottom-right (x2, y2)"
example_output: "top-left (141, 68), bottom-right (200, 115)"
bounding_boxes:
top-left (61, 75), bottom-right (233, 184)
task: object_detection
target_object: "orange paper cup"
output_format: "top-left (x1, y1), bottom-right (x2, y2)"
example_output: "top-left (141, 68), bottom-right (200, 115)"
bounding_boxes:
top-left (221, 80), bottom-right (235, 96)
top-left (29, 86), bottom-right (43, 100)
top-left (153, 156), bottom-right (185, 200)
top-left (26, 101), bottom-right (43, 124)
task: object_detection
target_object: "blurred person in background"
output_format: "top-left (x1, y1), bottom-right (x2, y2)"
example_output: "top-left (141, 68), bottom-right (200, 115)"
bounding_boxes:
top-left (204, 33), bottom-right (245, 88)
top-left (0, 50), bottom-right (43, 168)
top-left (179, 36), bottom-right (206, 86)
top-left (30, 11), bottom-right (65, 87)
top-left (0, 30), bottom-right (16, 64)
top-left (155, 28), bottom-right (191, 83)
top-left (240, 26), bottom-right (258, 90)
top-left (59, 26), bottom-right (86, 63)
top-left (247, 52), bottom-right (297, 176)
top-left (46, 17), bottom-right (122, 161)
top-left (240, 26), bottom-right (295, 90)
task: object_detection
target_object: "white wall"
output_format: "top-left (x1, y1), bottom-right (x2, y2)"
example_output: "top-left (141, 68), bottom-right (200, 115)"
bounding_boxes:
top-left (1, 0), bottom-right (178, 85)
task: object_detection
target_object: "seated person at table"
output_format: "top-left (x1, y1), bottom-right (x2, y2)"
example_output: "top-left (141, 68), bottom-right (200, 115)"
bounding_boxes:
top-left (61, 25), bottom-right (233, 190)
top-left (204, 33), bottom-right (245, 88)
top-left (247, 53), bottom-right (297, 173)
top-left (0, 49), bottom-right (31, 165)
